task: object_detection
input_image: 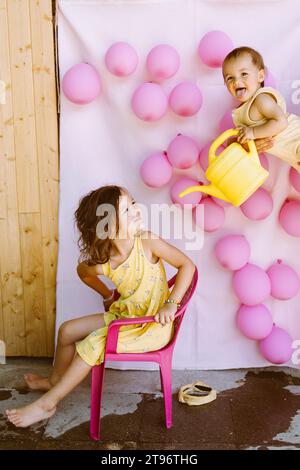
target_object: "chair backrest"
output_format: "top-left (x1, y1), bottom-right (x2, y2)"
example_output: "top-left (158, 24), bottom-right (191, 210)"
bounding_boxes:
top-left (164, 267), bottom-right (198, 349)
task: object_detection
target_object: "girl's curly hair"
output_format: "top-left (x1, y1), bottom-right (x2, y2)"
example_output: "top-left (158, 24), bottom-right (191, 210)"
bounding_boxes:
top-left (74, 185), bottom-right (124, 265)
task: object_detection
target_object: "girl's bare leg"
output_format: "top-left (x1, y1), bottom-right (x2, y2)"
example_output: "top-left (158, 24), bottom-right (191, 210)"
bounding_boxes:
top-left (7, 354), bottom-right (91, 428)
top-left (24, 313), bottom-right (105, 391)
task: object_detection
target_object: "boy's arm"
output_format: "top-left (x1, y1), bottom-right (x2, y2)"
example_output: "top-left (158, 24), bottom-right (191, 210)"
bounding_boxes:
top-left (237, 94), bottom-right (288, 143)
top-left (77, 262), bottom-right (113, 299)
top-left (252, 93), bottom-right (288, 138)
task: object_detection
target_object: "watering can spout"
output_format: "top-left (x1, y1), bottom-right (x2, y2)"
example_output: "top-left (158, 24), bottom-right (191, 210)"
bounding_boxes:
top-left (179, 184), bottom-right (230, 203)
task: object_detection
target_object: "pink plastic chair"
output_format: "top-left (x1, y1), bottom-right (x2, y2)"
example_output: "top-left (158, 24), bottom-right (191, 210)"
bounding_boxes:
top-left (90, 267), bottom-right (198, 441)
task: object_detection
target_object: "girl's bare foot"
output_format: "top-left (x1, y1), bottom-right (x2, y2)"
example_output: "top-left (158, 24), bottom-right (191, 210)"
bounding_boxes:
top-left (6, 398), bottom-right (56, 427)
top-left (24, 374), bottom-right (52, 392)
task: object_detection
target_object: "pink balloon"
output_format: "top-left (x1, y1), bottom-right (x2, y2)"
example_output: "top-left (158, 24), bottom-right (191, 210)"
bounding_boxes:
top-left (259, 326), bottom-right (293, 364)
top-left (267, 260), bottom-right (300, 300)
top-left (219, 109), bottom-right (234, 133)
top-left (232, 263), bottom-right (271, 306)
top-left (169, 81), bottom-right (203, 117)
top-left (198, 31), bottom-right (234, 68)
top-left (131, 83), bottom-right (168, 121)
top-left (279, 199), bottom-right (300, 237)
top-left (140, 152), bottom-right (172, 188)
top-left (290, 167), bottom-right (300, 193)
top-left (62, 63), bottom-right (101, 104)
top-left (171, 178), bottom-right (202, 207)
top-left (215, 234), bottom-right (251, 271)
top-left (167, 134), bottom-right (199, 169)
top-left (264, 67), bottom-right (277, 88)
top-left (259, 153), bottom-right (269, 171)
top-left (194, 197), bottom-right (225, 232)
top-left (236, 304), bottom-right (273, 340)
top-left (199, 141), bottom-right (226, 172)
top-left (105, 42), bottom-right (138, 77)
top-left (240, 188), bottom-right (273, 221)
top-left (146, 44), bottom-right (180, 80)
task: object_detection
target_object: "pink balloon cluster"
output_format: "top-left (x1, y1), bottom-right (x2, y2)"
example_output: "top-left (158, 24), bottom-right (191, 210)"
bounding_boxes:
top-left (140, 134), bottom-right (225, 232)
top-left (214, 234), bottom-right (298, 364)
top-left (62, 41), bottom-right (182, 111)
top-left (140, 134), bottom-right (199, 188)
top-left (130, 43), bottom-right (202, 121)
top-left (132, 81), bottom-right (203, 121)
top-left (132, 32), bottom-right (240, 120)
top-left (105, 42), bottom-right (180, 79)
top-left (140, 134), bottom-right (226, 232)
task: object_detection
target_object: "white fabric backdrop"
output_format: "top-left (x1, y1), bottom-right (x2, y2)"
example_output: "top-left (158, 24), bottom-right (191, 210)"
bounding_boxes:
top-left (56, 0), bottom-right (300, 370)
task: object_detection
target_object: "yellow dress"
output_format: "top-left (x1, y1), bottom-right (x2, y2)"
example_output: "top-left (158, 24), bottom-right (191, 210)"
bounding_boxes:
top-left (75, 233), bottom-right (174, 366)
top-left (232, 86), bottom-right (300, 173)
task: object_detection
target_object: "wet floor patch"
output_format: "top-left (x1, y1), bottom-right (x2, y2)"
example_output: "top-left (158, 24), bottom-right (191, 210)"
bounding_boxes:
top-left (0, 369), bottom-right (300, 449)
top-left (0, 390), bottom-right (12, 401)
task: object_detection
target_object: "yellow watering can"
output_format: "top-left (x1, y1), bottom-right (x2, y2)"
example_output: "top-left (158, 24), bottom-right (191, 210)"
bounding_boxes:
top-left (179, 128), bottom-right (269, 207)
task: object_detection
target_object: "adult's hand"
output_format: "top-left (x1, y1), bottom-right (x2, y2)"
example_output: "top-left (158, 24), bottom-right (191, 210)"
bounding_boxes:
top-left (225, 135), bottom-right (274, 153)
top-left (254, 137), bottom-right (274, 153)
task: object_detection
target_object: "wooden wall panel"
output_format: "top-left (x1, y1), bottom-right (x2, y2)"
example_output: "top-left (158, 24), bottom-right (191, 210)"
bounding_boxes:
top-left (0, 0), bottom-right (59, 356)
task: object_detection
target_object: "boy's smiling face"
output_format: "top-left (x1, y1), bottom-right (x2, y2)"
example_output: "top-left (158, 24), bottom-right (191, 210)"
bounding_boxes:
top-left (223, 53), bottom-right (265, 103)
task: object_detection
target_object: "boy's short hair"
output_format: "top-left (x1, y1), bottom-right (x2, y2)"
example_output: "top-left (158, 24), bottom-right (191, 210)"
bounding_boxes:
top-left (222, 46), bottom-right (265, 86)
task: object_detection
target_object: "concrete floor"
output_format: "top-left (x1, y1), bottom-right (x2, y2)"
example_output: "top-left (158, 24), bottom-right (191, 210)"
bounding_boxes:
top-left (0, 358), bottom-right (300, 450)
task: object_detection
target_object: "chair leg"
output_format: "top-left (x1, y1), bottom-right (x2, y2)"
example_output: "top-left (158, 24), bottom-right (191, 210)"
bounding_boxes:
top-left (159, 355), bottom-right (173, 429)
top-left (90, 364), bottom-right (105, 441)
top-left (159, 367), bottom-right (163, 392)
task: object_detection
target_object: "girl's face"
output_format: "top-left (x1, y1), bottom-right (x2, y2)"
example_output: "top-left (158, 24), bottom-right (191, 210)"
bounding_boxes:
top-left (117, 191), bottom-right (143, 239)
top-left (223, 53), bottom-right (265, 103)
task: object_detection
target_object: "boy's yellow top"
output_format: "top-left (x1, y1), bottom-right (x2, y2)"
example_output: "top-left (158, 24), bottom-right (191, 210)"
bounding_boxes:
top-left (76, 233), bottom-right (174, 366)
top-left (232, 86), bottom-right (300, 173)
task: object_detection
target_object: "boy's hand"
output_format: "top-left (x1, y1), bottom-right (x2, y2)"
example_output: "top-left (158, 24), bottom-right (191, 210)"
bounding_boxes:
top-left (154, 304), bottom-right (177, 326)
top-left (226, 135), bottom-right (250, 151)
top-left (237, 126), bottom-right (255, 144)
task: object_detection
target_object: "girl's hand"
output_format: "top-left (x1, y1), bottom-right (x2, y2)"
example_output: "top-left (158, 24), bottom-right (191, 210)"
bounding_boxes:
top-left (237, 126), bottom-right (255, 144)
top-left (254, 136), bottom-right (274, 153)
top-left (154, 304), bottom-right (177, 326)
top-left (103, 291), bottom-right (114, 311)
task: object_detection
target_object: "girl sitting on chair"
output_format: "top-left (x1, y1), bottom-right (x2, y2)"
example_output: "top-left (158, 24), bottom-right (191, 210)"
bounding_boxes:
top-left (6, 184), bottom-right (195, 427)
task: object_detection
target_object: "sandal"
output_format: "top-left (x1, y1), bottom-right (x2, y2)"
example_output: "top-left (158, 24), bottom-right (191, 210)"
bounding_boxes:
top-left (178, 381), bottom-right (217, 406)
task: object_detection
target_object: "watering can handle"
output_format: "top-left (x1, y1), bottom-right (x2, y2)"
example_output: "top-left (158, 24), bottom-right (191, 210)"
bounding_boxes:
top-left (208, 128), bottom-right (257, 165)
